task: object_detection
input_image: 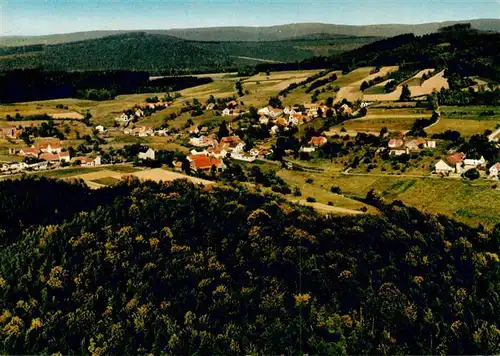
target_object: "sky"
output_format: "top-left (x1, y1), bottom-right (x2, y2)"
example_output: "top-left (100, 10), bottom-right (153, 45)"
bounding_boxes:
top-left (0, 0), bottom-right (498, 36)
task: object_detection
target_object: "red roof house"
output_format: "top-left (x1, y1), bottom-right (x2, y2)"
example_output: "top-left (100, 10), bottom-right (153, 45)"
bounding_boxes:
top-left (309, 136), bottom-right (328, 147)
top-left (188, 154), bottom-right (223, 171)
top-left (447, 152), bottom-right (466, 165)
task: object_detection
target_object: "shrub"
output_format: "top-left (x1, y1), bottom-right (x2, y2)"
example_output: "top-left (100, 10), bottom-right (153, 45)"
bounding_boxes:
top-left (305, 178), bottom-right (314, 184)
top-left (306, 197), bottom-right (316, 203)
top-left (330, 186), bottom-right (342, 194)
top-left (463, 168), bottom-right (480, 180)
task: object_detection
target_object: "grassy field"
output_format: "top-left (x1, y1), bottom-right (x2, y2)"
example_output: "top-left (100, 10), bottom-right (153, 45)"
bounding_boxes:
top-left (426, 118), bottom-right (499, 137)
top-left (335, 175), bottom-right (500, 227)
top-left (336, 116), bottom-right (417, 131)
top-left (278, 168), bottom-right (500, 227)
top-left (426, 106), bottom-right (500, 137)
top-left (276, 169), bottom-right (376, 213)
top-left (91, 176), bottom-right (121, 186)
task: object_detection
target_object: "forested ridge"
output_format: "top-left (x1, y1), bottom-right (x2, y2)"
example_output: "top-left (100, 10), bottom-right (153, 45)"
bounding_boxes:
top-left (257, 25), bottom-right (500, 80)
top-left (1, 177), bottom-right (500, 354)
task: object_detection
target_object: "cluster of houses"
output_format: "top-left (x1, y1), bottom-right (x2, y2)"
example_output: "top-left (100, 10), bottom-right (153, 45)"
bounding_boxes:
top-left (256, 103), bottom-right (353, 136)
top-left (115, 102), bottom-right (168, 125)
top-left (434, 152), bottom-right (500, 179)
top-left (123, 125), bottom-right (167, 137)
top-left (1, 141), bottom-right (102, 174)
top-left (221, 100), bottom-right (244, 117)
top-left (388, 137), bottom-right (437, 156)
top-left (188, 134), bottom-right (259, 170)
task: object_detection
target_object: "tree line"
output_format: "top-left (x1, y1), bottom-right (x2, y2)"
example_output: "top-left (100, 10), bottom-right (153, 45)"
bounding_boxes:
top-left (0, 69), bottom-right (212, 103)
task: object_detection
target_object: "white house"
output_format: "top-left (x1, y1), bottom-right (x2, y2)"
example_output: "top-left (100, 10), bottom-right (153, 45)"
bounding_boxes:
top-left (435, 159), bottom-right (455, 174)
top-left (269, 108), bottom-right (283, 118)
top-left (258, 107), bottom-right (271, 116)
top-left (155, 129), bottom-right (168, 136)
top-left (135, 109), bottom-right (144, 118)
top-left (26, 161), bottom-right (48, 171)
top-left (425, 141), bottom-right (437, 149)
top-left (94, 156), bottom-right (102, 166)
top-left (270, 125), bottom-right (279, 135)
top-left (464, 156), bottom-right (486, 167)
top-left (299, 146), bottom-right (316, 153)
top-left (117, 113), bottom-right (130, 122)
top-left (288, 115), bottom-right (300, 126)
top-left (2, 162), bottom-right (27, 172)
top-left (489, 163), bottom-right (500, 178)
top-left (259, 117), bottom-right (269, 125)
top-left (222, 108), bottom-right (232, 116)
top-left (95, 125), bottom-right (106, 133)
top-left (388, 139), bottom-right (404, 149)
top-left (307, 108), bottom-right (318, 118)
top-left (230, 152), bottom-right (256, 162)
top-left (390, 149), bottom-right (408, 156)
top-left (190, 149), bottom-right (209, 156)
top-left (59, 151), bottom-right (71, 163)
top-left (189, 136), bottom-right (215, 147)
top-left (138, 148), bottom-right (156, 160)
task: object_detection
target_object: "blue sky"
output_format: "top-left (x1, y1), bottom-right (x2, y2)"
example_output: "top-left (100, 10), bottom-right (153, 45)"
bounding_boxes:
top-left (0, 0), bottom-right (498, 36)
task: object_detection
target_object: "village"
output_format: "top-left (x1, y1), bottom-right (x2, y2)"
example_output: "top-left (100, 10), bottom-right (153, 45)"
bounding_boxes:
top-left (0, 65), bottom-right (499, 228)
top-left (1, 90), bottom-right (500, 184)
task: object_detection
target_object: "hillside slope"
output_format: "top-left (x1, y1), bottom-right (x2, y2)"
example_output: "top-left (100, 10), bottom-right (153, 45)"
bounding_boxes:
top-left (1, 19), bottom-right (499, 46)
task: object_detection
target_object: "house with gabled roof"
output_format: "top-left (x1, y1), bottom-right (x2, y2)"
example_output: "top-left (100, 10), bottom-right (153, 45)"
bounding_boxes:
top-left (447, 152), bottom-right (466, 165)
top-left (220, 136), bottom-right (245, 152)
top-left (489, 163), bottom-right (500, 178)
top-left (309, 136), bottom-right (328, 147)
top-left (388, 139), bottom-right (404, 149)
top-left (37, 141), bottom-right (62, 154)
top-left (188, 154), bottom-right (224, 172)
top-left (19, 147), bottom-right (40, 157)
top-left (435, 159), bottom-right (454, 174)
top-left (138, 148), bottom-right (156, 160)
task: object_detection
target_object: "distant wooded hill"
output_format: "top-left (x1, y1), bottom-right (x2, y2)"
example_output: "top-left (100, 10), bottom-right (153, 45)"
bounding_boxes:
top-left (0, 32), bottom-right (376, 74)
top-left (1, 19), bottom-right (499, 46)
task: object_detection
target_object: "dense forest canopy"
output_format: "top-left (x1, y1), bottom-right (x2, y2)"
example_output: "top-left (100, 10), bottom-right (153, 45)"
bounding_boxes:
top-left (0, 70), bottom-right (212, 103)
top-left (0, 33), bottom-right (233, 74)
top-left (1, 177), bottom-right (500, 354)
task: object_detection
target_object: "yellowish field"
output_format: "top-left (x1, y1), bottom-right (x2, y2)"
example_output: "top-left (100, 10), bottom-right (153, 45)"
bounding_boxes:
top-left (364, 86), bottom-right (403, 101)
top-left (332, 67), bottom-right (378, 103)
top-left (410, 70), bottom-right (449, 97)
top-left (336, 116), bottom-right (417, 131)
top-left (131, 168), bottom-right (215, 185)
top-left (351, 66), bottom-right (399, 87)
top-left (363, 69), bottom-right (449, 101)
top-left (72, 167), bottom-right (215, 189)
top-left (426, 118), bottom-right (499, 137)
top-left (49, 112), bottom-right (84, 119)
